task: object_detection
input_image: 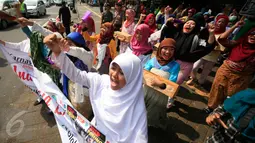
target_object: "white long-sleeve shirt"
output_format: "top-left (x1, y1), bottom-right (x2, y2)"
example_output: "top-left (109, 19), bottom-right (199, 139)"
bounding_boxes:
top-left (67, 46), bottom-right (94, 71)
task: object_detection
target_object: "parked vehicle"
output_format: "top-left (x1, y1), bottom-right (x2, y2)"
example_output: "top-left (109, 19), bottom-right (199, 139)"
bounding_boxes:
top-left (54, 0), bottom-right (62, 6)
top-left (43, 0), bottom-right (51, 7)
top-left (0, 0), bottom-right (17, 29)
top-left (25, 0), bottom-right (46, 17)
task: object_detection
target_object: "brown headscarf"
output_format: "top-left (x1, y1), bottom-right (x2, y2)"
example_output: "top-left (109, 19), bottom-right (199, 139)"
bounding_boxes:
top-left (98, 22), bottom-right (114, 44)
top-left (156, 38), bottom-right (176, 66)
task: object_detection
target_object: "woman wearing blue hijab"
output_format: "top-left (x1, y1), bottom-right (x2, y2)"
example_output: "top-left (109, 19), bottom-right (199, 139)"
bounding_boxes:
top-left (62, 32), bottom-right (93, 118)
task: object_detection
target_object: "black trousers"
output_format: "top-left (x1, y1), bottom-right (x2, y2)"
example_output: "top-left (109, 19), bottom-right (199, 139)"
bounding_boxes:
top-left (99, 2), bottom-right (104, 13)
top-left (64, 24), bottom-right (70, 35)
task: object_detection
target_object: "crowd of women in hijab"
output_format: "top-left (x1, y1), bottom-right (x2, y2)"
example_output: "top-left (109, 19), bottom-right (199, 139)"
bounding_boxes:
top-left (0, 1), bottom-right (255, 142)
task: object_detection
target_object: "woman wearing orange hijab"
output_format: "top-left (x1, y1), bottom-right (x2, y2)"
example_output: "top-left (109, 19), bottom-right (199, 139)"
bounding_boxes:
top-left (82, 22), bottom-right (117, 74)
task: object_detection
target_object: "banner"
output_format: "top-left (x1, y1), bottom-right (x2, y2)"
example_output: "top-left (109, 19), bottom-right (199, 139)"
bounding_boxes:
top-left (239, 0), bottom-right (255, 17)
top-left (0, 44), bottom-right (110, 143)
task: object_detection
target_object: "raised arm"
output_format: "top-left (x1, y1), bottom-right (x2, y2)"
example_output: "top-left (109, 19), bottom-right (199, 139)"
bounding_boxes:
top-left (45, 34), bottom-right (100, 88)
top-left (136, 14), bottom-right (146, 27)
top-left (207, 23), bottom-right (216, 44)
top-left (66, 46), bottom-right (94, 71)
top-left (218, 21), bottom-right (244, 48)
top-left (82, 32), bottom-right (99, 42)
top-left (160, 18), bottom-right (178, 42)
top-left (54, 52), bottom-right (91, 87)
top-left (21, 26), bottom-right (32, 38)
top-left (17, 17), bottom-right (53, 36)
top-left (31, 22), bottom-right (53, 36)
top-left (0, 39), bottom-right (30, 53)
top-left (219, 21), bottom-right (244, 40)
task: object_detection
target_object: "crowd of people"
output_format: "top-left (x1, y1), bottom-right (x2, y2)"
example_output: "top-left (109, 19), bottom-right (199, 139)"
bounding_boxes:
top-left (0, 0), bottom-right (255, 142)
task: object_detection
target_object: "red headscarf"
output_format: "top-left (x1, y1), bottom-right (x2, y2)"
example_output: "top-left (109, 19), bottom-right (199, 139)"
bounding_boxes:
top-left (85, 16), bottom-right (95, 33)
top-left (188, 8), bottom-right (196, 15)
top-left (98, 22), bottom-right (114, 44)
top-left (144, 13), bottom-right (157, 35)
top-left (228, 28), bottom-right (255, 63)
top-left (124, 9), bottom-right (135, 28)
top-left (215, 15), bottom-right (229, 34)
top-left (130, 24), bottom-right (152, 56)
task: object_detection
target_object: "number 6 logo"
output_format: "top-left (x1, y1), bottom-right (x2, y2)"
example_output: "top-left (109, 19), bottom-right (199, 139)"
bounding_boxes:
top-left (6, 111), bottom-right (27, 137)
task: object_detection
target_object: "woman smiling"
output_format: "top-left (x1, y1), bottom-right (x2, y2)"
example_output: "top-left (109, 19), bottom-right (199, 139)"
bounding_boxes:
top-left (45, 33), bottom-right (148, 142)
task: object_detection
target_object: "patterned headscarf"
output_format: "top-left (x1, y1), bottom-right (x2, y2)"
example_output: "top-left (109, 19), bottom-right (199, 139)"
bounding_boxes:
top-left (124, 9), bottom-right (135, 28)
top-left (98, 22), bottom-right (114, 44)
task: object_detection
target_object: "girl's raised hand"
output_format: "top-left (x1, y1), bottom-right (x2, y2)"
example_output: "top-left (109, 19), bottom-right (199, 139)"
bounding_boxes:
top-left (234, 20), bottom-right (245, 28)
top-left (140, 14), bottom-right (146, 21)
top-left (165, 6), bottom-right (171, 14)
top-left (17, 17), bottom-right (34, 27)
top-left (44, 34), bottom-right (61, 56)
top-left (166, 17), bottom-right (175, 23)
top-left (206, 113), bottom-right (221, 126)
top-left (0, 39), bottom-right (5, 46)
top-left (59, 38), bottom-right (70, 52)
top-left (208, 23), bottom-right (215, 34)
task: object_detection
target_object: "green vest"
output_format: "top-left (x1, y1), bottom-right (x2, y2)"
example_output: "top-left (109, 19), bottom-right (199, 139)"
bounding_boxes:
top-left (20, 3), bottom-right (25, 12)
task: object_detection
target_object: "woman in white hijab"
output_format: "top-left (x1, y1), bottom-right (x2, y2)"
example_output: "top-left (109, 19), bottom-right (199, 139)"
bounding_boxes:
top-left (47, 36), bottom-right (148, 143)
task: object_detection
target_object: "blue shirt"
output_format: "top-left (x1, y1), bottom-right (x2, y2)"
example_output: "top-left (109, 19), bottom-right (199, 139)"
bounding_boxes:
top-left (144, 57), bottom-right (180, 82)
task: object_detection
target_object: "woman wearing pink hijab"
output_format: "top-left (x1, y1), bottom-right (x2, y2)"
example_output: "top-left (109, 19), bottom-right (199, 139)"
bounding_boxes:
top-left (119, 8), bottom-right (136, 53)
top-left (127, 24), bottom-right (153, 66)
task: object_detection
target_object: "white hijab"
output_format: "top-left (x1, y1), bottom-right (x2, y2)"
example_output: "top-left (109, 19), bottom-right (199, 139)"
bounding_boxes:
top-left (92, 53), bottom-right (148, 143)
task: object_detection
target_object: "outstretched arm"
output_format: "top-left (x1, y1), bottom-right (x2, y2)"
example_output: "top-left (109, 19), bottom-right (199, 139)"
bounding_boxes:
top-left (63, 46), bottom-right (94, 71)
top-left (218, 21), bottom-right (244, 48)
top-left (0, 39), bottom-right (30, 53)
top-left (17, 17), bottom-right (53, 36)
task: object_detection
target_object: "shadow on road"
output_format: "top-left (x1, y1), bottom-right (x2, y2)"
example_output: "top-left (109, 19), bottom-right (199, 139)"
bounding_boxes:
top-left (0, 57), bottom-right (8, 67)
top-left (177, 86), bottom-right (208, 103)
top-left (169, 100), bottom-right (208, 125)
top-left (0, 23), bottom-right (20, 32)
top-left (29, 14), bottom-right (52, 19)
top-left (40, 102), bottom-right (56, 127)
top-left (148, 126), bottom-right (189, 143)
